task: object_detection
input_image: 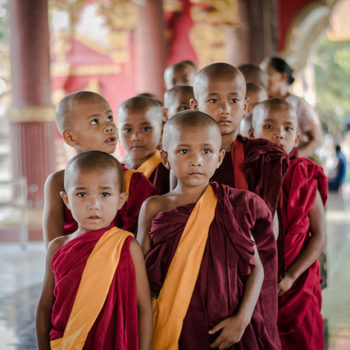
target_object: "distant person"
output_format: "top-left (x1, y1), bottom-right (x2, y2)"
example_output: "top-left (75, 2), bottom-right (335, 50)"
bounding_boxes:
top-left (238, 63), bottom-right (268, 89)
top-left (164, 60), bottom-right (198, 90)
top-left (264, 57), bottom-right (323, 158)
top-left (36, 151), bottom-right (152, 350)
top-left (163, 85), bottom-right (194, 120)
top-left (328, 144), bottom-right (347, 192)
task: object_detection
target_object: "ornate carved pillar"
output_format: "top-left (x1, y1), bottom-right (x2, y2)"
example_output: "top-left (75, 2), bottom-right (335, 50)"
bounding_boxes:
top-left (8, 0), bottom-right (56, 208)
top-left (135, 0), bottom-right (166, 98)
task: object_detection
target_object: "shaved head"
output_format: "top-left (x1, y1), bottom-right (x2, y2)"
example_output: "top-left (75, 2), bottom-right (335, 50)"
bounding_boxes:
top-left (64, 150), bottom-right (124, 192)
top-left (238, 64), bottom-right (268, 89)
top-left (117, 95), bottom-right (163, 125)
top-left (252, 98), bottom-right (297, 129)
top-left (55, 91), bottom-right (109, 133)
top-left (193, 62), bottom-right (246, 99)
top-left (162, 110), bottom-right (221, 150)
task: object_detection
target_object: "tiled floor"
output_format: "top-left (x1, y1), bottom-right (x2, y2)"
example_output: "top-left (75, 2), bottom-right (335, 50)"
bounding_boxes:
top-left (0, 188), bottom-right (349, 349)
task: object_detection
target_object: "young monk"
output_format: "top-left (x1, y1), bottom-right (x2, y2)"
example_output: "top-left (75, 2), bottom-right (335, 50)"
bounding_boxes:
top-left (251, 98), bottom-right (327, 350)
top-left (118, 96), bottom-right (170, 194)
top-left (238, 63), bottom-right (268, 89)
top-left (164, 85), bottom-right (194, 120)
top-left (43, 91), bottom-right (157, 246)
top-left (191, 63), bottom-right (288, 349)
top-left (36, 151), bottom-right (152, 350)
top-left (138, 110), bottom-right (282, 349)
top-left (239, 83), bottom-right (268, 137)
top-left (164, 60), bottom-right (198, 90)
top-left (191, 62), bottom-right (288, 214)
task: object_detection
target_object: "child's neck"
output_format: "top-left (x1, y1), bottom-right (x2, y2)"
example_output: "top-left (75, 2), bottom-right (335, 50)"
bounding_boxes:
top-left (222, 132), bottom-right (237, 152)
top-left (125, 151), bottom-right (155, 169)
top-left (172, 181), bottom-right (209, 205)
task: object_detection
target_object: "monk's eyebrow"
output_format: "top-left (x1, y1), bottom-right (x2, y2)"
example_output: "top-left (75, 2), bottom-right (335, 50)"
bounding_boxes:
top-left (74, 186), bottom-right (87, 191)
top-left (99, 186), bottom-right (113, 189)
top-left (87, 110), bottom-right (113, 118)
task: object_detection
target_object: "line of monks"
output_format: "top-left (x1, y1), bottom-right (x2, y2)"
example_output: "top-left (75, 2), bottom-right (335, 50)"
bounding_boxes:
top-left (36, 59), bottom-right (327, 350)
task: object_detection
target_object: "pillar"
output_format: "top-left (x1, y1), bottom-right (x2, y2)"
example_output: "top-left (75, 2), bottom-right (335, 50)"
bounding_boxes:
top-left (8, 0), bottom-right (56, 208)
top-left (135, 0), bottom-right (166, 99)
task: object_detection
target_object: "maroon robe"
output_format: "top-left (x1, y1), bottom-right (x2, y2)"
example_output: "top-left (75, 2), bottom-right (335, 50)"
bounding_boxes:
top-left (148, 162), bottom-right (170, 195)
top-left (146, 182), bottom-right (280, 349)
top-left (63, 170), bottom-right (158, 235)
top-left (50, 225), bottom-right (138, 349)
top-left (211, 135), bottom-right (289, 214)
top-left (278, 150), bottom-right (327, 350)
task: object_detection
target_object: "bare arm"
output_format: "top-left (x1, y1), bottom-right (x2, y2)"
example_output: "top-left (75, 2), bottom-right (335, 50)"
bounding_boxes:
top-left (42, 171), bottom-right (65, 248)
top-left (129, 239), bottom-right (153, 350)
top-left (137, 196), bottom-right (163, 255)
top-left (298, 122), bottom-right (323, 158)
top-left (278, 190), bottom-right (326, 295)
top-left (209, 244), bottom-right (264, 349)
top-left (36, 238), bottom-right (66, 349)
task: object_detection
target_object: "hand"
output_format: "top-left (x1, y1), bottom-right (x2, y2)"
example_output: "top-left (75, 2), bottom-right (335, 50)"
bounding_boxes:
top-left (209, 315), bottom-right (248, 349)
top-left (278, 274), bottom-right (295, 296)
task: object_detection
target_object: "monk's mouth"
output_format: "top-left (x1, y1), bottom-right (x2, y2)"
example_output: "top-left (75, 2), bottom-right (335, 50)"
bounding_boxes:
top-left (105, 137), bottom-right (116, 144)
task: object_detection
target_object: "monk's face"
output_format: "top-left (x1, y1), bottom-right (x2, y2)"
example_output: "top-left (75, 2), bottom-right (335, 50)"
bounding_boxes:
top-left (65, 99), bottom-right (117, 154)
top-left (118, 106), bottom-right (162, 166)
top-left (61, 167), bottom-right (126, 233)
top-left (165, 65), bottom-right (196, 90)
top-left (167, 90), bottom-right (194, 119)
top-left (163, 124), bottom-right (225, 187)
top-left (252, 106), bottom-right (299, 154)
top-left (192, 75), bottom-right (247, 139)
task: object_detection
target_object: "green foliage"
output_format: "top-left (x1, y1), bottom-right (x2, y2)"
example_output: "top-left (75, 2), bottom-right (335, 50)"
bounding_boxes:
top-left (0, 0), bottom-right (8, 44)
top-left (313, 34), bottom-right (350, 134)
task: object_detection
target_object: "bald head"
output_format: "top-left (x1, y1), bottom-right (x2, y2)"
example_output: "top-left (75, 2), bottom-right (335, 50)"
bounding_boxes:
top-left (238, 64), bottom-right (268, 89)
top-left (252, 98), bottom-right (297, 129)
top-left (64, 150), bottom-right (124, 192)
top-left (164, 60), bottom-right (198, 90)
top-left (55, 91), bottom-right (109, 133)
top-left (117, 95), bottom-right (163, 124)
top-left (162, 110), bottom-right (221, 150)
top-left (193, 62), bottom-right (246, 99)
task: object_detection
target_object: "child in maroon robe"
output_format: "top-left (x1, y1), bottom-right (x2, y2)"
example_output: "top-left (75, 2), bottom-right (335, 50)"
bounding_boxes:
top-left (43, 91), bottom-right (157, 247)
top-left (138, 111), bottom-right (279, 349)
top-left (118, 95), bottom-right (170, 194)
top-left (191, 63), bottom-right (287, 348)
top-left (251, 98), bottom-right (327, 350)
top-left (36, 151), bottom-right (152, 350)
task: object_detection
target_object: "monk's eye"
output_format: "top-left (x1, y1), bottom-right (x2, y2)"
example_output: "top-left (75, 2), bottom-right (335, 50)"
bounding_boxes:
top-left (208, 98), bottom-right (218, 104)
top-left (142, 126), bottom-right (152, 132)
top-left (286, 127), bottom-right (294, 132)
top-left (77, 192), bottom-right (87, 198)
top-left (107, 116), bottom-right (114, 122)
top-left (179, 149), bottom-right (188, 155)
top-left (122, 128), bottom-right (131, 133)
top-left (263, 124), bottom-right (273, 130)
top-left (90, 119), bottom-right (99, 125)
top-left (177, 105), bottom-right (189, 112)
top-left (101, 192), bottom-right (111, 197)
top-left (230, 98), bottom-right (239, 103)
top-left (203, 148), bottom-right (212, 154)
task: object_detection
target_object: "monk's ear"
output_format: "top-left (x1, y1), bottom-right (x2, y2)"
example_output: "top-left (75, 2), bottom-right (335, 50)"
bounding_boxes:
top-left (62, 130), bottom-right (76, 147)
top-left (60, 191), bottom-right (70, 209)
top-left (294, 133), bottom-right (300, 147)
top-left (217, 149), bottom-right (226, 169)
top-left (160, 150), bottom-right (171, 169)
top-left (162, 107), bottom-right (169, 122)
top-left (190, 98), bottom-right (198, 110)
top-left (248, 128), bottom-right (255, 139)
top-left (243, 97), bottom-right (248, 114)
top-left (117, 191), bottom-right (128, 210)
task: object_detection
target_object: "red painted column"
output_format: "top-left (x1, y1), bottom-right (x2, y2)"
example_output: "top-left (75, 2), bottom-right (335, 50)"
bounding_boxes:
top-left (8, 0), bottom-right (56, 208)
top-left (135, 0), bottom-right (166, 99)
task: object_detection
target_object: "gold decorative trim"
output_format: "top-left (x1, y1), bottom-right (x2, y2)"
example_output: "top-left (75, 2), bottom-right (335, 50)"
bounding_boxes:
top-left (6, 107), bottom-right (55, 123)
top-left (51, 62), bottom-right (121, 77)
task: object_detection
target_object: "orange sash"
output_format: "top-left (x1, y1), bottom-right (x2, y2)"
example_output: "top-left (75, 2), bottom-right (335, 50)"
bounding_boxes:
top-left (50, 228), bottom-right (133, 350)
top-left (123, 169), bottom-right (135, 195)
top-left (152, 185), bottom-right (217, 350)
top-left (231, 139), bottom-right (249, 190)
top-left (136, 150), bottom-right (162, 179)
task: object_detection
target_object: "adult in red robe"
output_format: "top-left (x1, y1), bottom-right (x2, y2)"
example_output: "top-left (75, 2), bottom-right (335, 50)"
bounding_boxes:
top-left (49, 225), bottom-right (138, 349)
top-left (63, 170), bottom-right (158, 235)
top-left (148, 163), bottom-right (170, 195)
top-left (146, 182), bottom-right (281, 349)
top-left (278, 149), bottom-right (327, 350)
top-left (211, 135), bottom-right (289, 214)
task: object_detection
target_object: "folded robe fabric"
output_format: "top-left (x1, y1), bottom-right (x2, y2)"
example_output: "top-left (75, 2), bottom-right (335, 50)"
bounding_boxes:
top-left (211, 135), bottom-right (289, 214)
top-left (50, 225), bottom-right (138, 350)
top-left (278, 150), bottom-right (328, 350)
top-left (146, 182), bottom-right (280, 349)
top-left (64, 170), bottom-right (158, 235)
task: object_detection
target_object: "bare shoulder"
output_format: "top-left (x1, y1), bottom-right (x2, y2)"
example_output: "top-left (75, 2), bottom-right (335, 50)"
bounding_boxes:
top-left (46, 235), bottom-right (70, 261)
top-left (141, 194), bottom-right (171, 220)
top-left (44, 169), bottom-right (65, 191)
